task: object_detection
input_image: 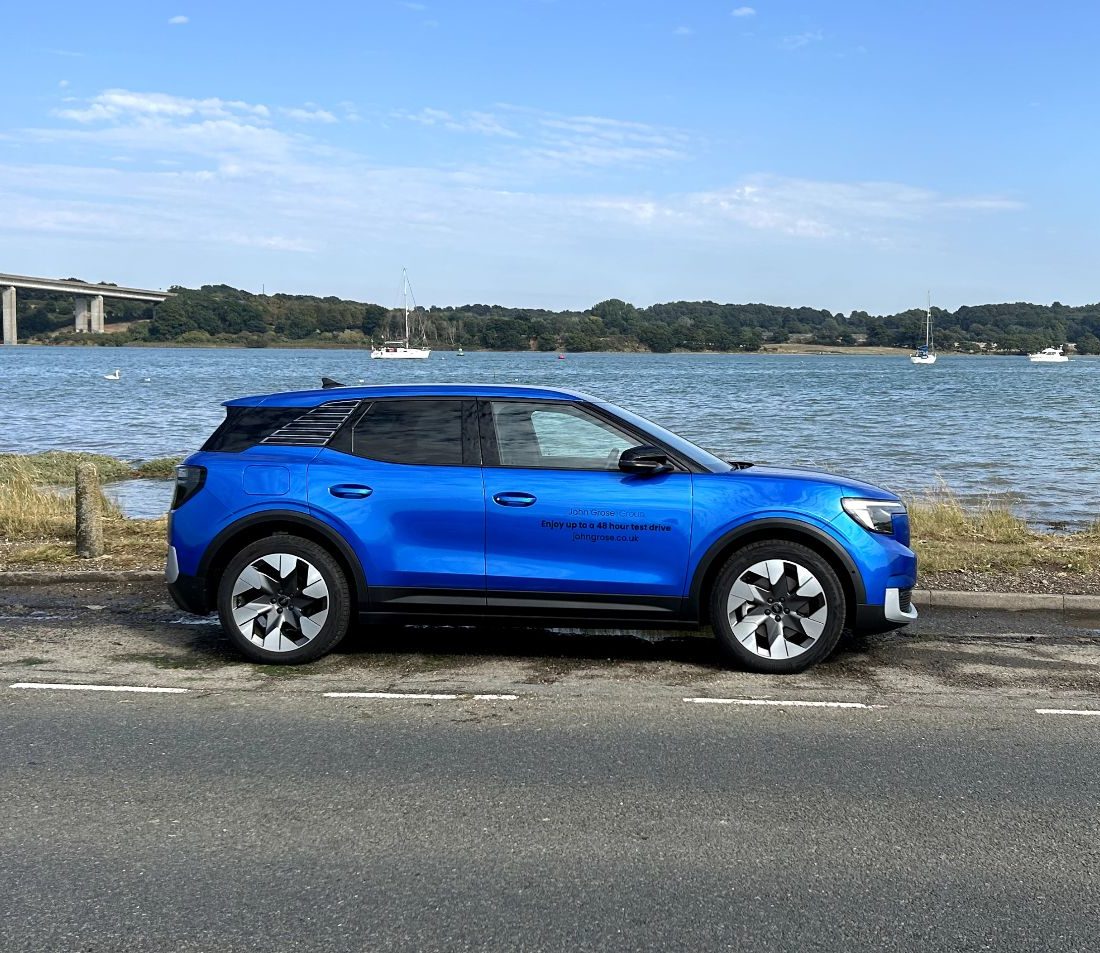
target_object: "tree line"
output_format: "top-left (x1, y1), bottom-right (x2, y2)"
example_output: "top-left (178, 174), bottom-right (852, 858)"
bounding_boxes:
top-left (15, 283), bottom-right (1100, 354)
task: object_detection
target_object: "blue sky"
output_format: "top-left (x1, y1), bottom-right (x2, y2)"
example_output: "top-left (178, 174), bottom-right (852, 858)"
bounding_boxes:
top-left (0, 1), bottom-right (1096, 312)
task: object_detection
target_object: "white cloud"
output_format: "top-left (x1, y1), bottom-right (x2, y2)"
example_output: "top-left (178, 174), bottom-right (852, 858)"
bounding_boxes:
top-left (168, 15), bottom-right (189, 25)
top-left (0, 89), bottom-right (1024, 304)
top-left (58, 80), bottom-right (70, 89)
top-left (281, 106), bottom-right (338, 124)
top-left (731, 6), bottom-right (755, 16)
top-left (55, 89), bottom-right (270, 124)
top-left (674, 26), bottom-right (693, 36)
top-left (781, 30), bottom-right (823, 50)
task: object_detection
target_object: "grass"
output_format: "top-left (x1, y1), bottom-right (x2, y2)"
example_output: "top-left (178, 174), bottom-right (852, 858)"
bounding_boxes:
top-left (907, 488), bottom-right (1100, 575)
top-left (0, 453), bottom-right (169, 571)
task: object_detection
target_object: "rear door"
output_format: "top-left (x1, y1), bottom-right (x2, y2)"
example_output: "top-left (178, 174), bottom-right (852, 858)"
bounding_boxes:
top-left (480, 399), bottom-right (693, 617)
top-left (307, 398), bottom-right (486, 613)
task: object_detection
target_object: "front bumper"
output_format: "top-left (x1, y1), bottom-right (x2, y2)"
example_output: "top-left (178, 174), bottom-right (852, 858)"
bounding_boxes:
top-left (853, 586), bottom-right (917, 634)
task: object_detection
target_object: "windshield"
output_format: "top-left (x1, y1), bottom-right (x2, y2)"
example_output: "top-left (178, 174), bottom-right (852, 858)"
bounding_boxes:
top-left (594, 401), bottom-right (732, 473)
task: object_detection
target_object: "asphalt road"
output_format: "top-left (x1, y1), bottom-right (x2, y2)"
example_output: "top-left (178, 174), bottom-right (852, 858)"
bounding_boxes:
top-left (2, 582), bottom-right (1099, 952)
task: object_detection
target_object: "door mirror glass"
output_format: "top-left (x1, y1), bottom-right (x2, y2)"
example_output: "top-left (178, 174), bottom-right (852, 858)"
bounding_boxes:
top-left (618, 445), bottom-right (672, 475)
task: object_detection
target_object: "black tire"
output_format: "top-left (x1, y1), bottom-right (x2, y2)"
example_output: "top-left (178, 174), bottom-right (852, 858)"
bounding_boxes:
top-left (710, 540), bottom-right (846, 674)
top-left (216, 535), bottom-right (351, 664)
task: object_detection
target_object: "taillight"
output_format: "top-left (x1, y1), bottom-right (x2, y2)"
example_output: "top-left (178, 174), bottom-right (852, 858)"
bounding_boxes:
top-left (172, 465), bottom-right (207, 510)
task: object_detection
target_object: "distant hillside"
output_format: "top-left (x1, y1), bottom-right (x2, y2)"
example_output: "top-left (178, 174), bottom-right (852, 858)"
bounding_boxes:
top-left (17, 283), bottom-right (1100, 354)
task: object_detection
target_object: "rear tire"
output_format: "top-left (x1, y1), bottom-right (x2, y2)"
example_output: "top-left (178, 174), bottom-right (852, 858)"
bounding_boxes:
top-left (710, 540), bottom-right (846, 673)
top-left (217, 535), bottom-right (351, 664)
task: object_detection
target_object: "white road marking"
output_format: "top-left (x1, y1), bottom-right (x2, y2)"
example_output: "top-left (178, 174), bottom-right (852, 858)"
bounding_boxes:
top-left (684, 697), bottom-right (871, 709)
top-left (1035, 708), bottom-right (1100, 717)
top-left (323, 691), bottom-right (518, 701)
top-left (10, 682), bottom-right (189, 694)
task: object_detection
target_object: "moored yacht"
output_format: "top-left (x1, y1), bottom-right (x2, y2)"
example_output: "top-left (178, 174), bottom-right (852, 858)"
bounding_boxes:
top-left (1028, 347), bottom-right (1069, 363)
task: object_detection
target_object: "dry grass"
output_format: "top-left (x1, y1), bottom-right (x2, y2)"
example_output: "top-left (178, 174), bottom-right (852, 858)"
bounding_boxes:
top-left (908, 488), bottom-right (1100, 575)
top-left (0, 454), bottom-right (168, 571)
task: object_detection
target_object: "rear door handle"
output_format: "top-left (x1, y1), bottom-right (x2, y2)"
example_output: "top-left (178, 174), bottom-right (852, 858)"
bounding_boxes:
top-left (329, 484), bottom-right (373, 499)
top-left (492, 492), bottom-right (537, 507)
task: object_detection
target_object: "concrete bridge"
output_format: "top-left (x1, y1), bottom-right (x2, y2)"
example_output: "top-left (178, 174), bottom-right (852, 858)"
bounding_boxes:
top-left (1, 273), bottom-right (173, 344)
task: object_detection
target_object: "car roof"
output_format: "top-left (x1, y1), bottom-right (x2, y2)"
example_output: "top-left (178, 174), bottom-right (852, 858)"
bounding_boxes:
top-left (224, 383), bottom-right (602, 408)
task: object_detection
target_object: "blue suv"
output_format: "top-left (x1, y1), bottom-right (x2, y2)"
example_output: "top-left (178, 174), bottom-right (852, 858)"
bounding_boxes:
top-left (167, 383), bottom-right (917, 673)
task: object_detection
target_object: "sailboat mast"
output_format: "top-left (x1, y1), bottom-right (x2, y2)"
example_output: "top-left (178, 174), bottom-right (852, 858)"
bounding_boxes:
top-left (403, 267), bottom-right (410, 347)
top-left (926, 290), bottom-right (933, 350)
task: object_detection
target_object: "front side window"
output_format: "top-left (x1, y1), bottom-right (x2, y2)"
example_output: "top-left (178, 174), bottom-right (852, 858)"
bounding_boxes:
top-left (490, 401), bottom-right (641, 470)
top-left (351, 399), bottom-right (466, 466)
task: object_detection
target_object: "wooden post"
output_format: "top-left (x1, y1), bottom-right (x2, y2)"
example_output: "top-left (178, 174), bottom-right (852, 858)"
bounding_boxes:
top-left (75, 462), bottom-right (103, 558)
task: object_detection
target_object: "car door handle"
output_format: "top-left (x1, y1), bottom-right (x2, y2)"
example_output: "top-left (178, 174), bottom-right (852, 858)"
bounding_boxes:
top-left (492, 492), bottom-right (537, 507)
top-left (329, 484), bottom-right (373, 499)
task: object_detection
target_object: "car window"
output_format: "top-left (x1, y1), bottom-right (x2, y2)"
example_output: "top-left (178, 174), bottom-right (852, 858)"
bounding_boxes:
top-left (490, 401), bottom-right (641, 470)
top-left (352, 399), bottom-right (465, 466)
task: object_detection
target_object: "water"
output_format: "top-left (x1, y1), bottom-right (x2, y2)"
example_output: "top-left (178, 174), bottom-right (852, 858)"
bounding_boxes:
top-left (1, 346), bottom-right (1096, 529)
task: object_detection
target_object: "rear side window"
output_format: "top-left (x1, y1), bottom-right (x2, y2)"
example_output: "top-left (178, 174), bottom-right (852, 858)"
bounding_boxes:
top-left (351, 399), bottom-right (469, 466)
top-left (201, 407), bottom-right (304, 452)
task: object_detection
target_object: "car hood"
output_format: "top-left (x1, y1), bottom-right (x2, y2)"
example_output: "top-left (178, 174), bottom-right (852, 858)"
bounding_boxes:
top-left (727, 463), bottom-right (899, 501)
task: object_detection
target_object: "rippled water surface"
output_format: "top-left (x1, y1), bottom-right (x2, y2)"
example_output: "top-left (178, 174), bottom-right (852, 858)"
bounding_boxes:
top-left (2, 346), bottom-right (1097, 527)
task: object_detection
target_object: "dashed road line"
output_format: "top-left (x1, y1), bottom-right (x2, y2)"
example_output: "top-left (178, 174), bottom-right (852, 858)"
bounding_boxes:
top-left (1035, 708), bottom-right (1100, 717)
top-left (11, 682), bottom-right (190, 694)
top-left (684, 697), bottom-right (872, 709)
top-left (323, 691), bottom-right (519, 701)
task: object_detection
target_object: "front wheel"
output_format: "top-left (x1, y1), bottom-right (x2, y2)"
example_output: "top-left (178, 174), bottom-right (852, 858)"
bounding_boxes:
top-left (710, 540), bottom-right (846, 673)
top-left (217, 535), bottom-right (351, 664)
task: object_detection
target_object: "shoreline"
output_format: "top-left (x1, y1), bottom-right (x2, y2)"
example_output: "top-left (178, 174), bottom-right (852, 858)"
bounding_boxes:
top-left (1, 340), bottom-right (1048, 357)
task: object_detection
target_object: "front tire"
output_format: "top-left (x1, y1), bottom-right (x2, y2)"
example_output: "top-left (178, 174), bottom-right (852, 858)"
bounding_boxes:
top-left (217, 535), bottom-right (351, 664)
top-left (710, 540), bottom-right (846, 673)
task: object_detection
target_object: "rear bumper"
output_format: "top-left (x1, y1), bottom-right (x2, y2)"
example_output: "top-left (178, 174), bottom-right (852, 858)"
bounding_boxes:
top-left (167, 571), bottom-right (210, 616)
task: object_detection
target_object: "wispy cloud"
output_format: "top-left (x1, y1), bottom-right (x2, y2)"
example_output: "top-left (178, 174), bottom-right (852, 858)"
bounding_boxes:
top-left (168, 15), bottom-right (189, 26)
top-left (401, 1), bottom-right (426, 9)
top-left (55, 89), bottom-right (270, 123)
top-left (1, 89), bottom-right (1023, 292)
top-left (781, 30), bottom-right (823, 50)
top-left (673, 25), bottom-right (693, 36)
top-left (280, 105), bottom-right (338, 124)
top-left (731, 6), bottom-right (756, 17)
top-left (397, 107), bottom-right (519, 138)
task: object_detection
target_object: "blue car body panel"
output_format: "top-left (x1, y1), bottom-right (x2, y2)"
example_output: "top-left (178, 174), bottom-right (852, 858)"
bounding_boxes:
top-left (483, 468), bottom-right (693, 597)
top-left (167, 383), bottom-right (918, 630)
top-left (306, 447), bottom-right (487, 595)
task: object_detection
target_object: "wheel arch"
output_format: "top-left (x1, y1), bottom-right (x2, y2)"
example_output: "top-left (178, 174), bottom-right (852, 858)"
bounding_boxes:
top-left (199, 510), bottom-right (367, 613)
top-left (688, 519), bottom-right (866, 627)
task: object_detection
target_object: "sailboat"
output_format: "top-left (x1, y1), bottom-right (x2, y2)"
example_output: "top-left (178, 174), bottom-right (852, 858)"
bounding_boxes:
top-left (370, 268), bottom-right (431, 360)
top-left (910, 293), bottom-right (937, 365)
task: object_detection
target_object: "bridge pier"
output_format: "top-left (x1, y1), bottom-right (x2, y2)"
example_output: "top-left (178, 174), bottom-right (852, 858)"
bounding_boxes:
top-left (74, 295), bottom-right (105, 333)
top-left (2, 286), bottom-right (15, 345)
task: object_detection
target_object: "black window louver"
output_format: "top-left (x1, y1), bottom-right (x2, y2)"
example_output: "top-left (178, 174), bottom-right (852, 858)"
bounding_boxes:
top-left (261, 400), bottom-right (361, 447)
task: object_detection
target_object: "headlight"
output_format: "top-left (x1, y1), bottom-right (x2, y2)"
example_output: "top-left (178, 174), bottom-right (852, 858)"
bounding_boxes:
top-left (842, 498), bottom-right (906, 535)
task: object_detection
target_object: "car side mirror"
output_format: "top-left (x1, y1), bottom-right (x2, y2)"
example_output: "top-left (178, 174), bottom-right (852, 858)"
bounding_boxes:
top-left (619, 445), bottom-right (673, 475)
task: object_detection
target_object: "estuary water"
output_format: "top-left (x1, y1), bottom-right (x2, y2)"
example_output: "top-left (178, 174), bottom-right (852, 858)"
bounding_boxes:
top-left (1, 345), bottom-right (1096, 528)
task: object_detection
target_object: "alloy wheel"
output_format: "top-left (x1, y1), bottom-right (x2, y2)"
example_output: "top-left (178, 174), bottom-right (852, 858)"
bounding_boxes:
top-left (725, 559), bottom-right (828, 660)
top-left (230, 553), bottom-right (330, 653)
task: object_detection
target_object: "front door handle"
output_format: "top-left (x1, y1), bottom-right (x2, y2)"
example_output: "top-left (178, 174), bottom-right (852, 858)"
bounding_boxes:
top-left (492, 491), bottom-right (537, 507)
top-left (329, 484), bottom-right (373, 499)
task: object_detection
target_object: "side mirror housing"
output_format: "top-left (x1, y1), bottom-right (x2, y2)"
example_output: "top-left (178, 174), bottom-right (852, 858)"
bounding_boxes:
top-left (619, 445), bottom-right (673, 475)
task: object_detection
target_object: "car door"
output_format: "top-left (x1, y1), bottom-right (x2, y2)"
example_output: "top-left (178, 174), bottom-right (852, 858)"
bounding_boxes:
top-left (306, 398), bottom-right (486, 612)
top-left (480, 399), bottom-right (693, 616)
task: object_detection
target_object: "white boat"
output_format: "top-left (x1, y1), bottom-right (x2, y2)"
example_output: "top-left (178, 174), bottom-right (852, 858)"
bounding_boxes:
top-left (370, 269), bottom-right (431, 360)
top-left (1029, 346), bottom-right (1069, 363)
top-left (910, 293), bottom-right (936, 364)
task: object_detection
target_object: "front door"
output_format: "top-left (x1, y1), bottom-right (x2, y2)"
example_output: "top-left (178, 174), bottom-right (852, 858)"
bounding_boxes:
top-left (480, 399), bottom-right (693, 617)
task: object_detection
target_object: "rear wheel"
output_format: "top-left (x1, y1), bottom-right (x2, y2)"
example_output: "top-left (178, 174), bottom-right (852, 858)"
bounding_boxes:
top-left (217, 535), bottom-right (351, 664)
top-left (710, 540), bottom-right (846, 673)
